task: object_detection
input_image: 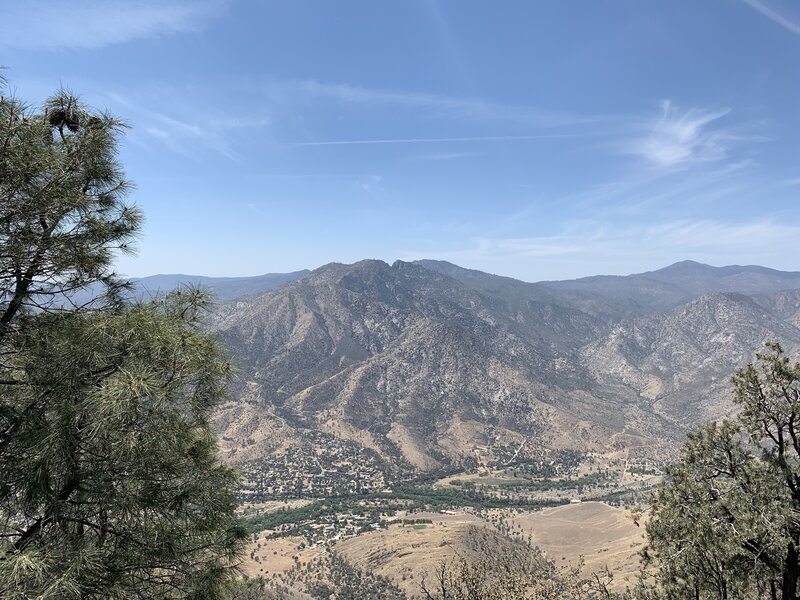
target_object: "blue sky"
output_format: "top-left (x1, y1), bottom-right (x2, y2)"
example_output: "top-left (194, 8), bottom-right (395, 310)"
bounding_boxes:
top-left (2, 1), bottom-right (799, 281)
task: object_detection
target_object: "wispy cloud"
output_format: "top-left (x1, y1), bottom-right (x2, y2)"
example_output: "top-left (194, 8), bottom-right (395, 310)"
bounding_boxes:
top-left (625, 101), bottom-right (734, 167)
top-left (400, 220), bottom-right (800, 280)
top-left (290, 80), bottom-right (602, 128)
top-left (246, 202), bottom-right (269, 217)
top-left (742, 0), bottom-right (800, 36)
top-left (283, 83), bottom-right (762, 171)
top-left (106, 91), bottom-right (268, 160)
top-left (644, 219), bottom-right (800, 251)
top-left (566, 158), bottom-right (756, 217)
top-left (358, 175), bottom-right (384, 194)
top-left (0, 0), bottom-right (226, 50)
top-left (295, 134), bottom-right (577, 147)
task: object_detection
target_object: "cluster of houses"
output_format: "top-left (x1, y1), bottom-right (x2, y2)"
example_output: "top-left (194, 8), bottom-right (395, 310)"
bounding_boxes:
top-left (240, 434), bottom-right (397, 500)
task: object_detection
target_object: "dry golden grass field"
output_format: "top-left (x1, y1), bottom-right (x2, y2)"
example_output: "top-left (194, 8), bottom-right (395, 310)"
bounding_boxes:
top-left (509, 502), bottom-right (647, 590)
top-left (239, 501), bottom-right (646, 595)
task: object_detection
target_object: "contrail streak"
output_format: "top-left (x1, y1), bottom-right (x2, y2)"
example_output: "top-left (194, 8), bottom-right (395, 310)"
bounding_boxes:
top-left (742, 0), bottom-right (800, 36)
top-left (294, 134), bottom-right (577, 146)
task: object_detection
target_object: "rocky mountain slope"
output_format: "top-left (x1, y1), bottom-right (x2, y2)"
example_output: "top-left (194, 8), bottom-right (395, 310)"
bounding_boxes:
top-left (582, 291), bottom-right (800, 426)
top-left (209, 260), bottom-right (800, 474)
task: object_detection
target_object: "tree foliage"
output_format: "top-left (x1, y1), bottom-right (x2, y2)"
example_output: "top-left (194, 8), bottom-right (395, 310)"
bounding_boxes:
top-left (0, 80), bottom-right (245, 598)
top-left (0, 81), bottom-right (140, 327)
top-left (644, 343), bottom-right (800, 599)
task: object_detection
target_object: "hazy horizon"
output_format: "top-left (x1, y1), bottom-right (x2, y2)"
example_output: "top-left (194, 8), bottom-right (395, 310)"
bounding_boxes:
top-left (129, 256), bottom-right (800, 284)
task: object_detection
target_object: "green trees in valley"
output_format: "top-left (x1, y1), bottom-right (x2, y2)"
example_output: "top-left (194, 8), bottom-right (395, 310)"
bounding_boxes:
top-left (0, 79), bottom-right (245, 598)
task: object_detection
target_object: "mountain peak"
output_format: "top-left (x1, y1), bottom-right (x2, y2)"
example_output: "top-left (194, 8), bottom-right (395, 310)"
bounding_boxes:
top-left (659, 260), bottom-right (713, 271)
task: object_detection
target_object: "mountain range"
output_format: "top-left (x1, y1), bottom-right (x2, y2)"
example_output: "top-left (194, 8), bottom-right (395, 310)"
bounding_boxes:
top-left (185, 259), bottom-right (800, 475)
top-left (127, 270), bottom-right (310, 302)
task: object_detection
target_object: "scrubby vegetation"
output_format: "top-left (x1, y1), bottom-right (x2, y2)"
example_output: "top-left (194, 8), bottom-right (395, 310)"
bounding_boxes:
top-left (419, 526), bottom-right (614, 600)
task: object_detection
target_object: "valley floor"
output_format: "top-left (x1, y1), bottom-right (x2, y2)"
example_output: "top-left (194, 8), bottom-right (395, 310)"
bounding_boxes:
top-left (241, 501), bottom-right (646, 596)
top-left (237, 452), bottom-right (658, 597)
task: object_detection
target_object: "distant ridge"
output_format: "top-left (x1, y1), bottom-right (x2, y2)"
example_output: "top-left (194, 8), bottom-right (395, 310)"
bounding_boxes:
top-left (538, 260), bottom-right (800, 316)
top-left (124, 260), bottom-right (800, 308)
top-left (129, 270), bottom-right (310, 302)
top-left (65, 270), bottom-right (309, 308)
top-left (414, 259), bottom-right (800, 317)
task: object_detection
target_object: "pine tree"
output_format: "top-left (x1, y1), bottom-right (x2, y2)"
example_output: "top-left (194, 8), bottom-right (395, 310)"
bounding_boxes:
top-left (644, 343), bottom-right (800, 599)
top-left (0, 81), bottom-right (140, 327)
top-left (0, 79), bottom-right (246, 598)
